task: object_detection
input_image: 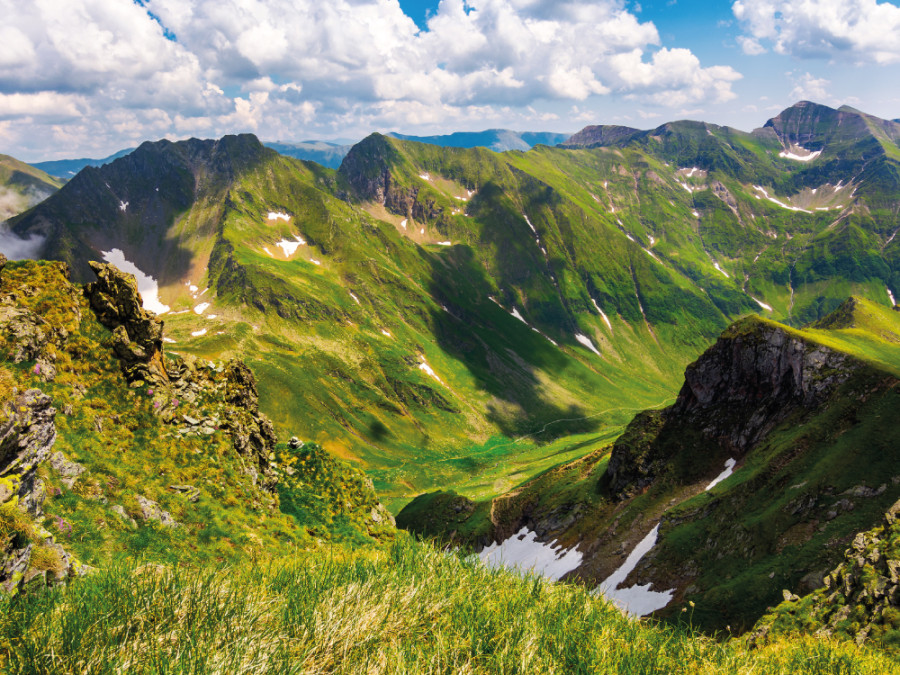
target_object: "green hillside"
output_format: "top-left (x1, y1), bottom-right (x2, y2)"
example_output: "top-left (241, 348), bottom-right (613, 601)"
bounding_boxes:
top-left (7, 101), bottom-right (900, 517)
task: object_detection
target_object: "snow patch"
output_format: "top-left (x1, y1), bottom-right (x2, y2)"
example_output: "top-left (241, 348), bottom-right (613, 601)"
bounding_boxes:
top-left (191, 328), bottom-right (207, 337)
top-left (101, 249), bottom-right (170, 315)
top-left (480, 527), bottom-right (583, 581)
top-left (349, 291), bottom-right (361, 305)
top-left (400, 219), bottom-right (407, 229)
top-left (193, 302), bottom-right (210, 315)
top-left (437, 241), bottom-right (452, 246)
top-left (643, 248), bottom-right (662, 264)
top-left (692, 210), bottom-right (700, 218)
top-left (751, 296), bottom-right (773, 311)
top-left (591, 298), bottom-right (613, 331)
top-left (523, 213), bottom-right (537, 234)
top-left (712, 262), bottom-right (729, 278)
top-left (706, 458), bottom-right (737, 491)
top-left (888, 287), bottom-right (897, 306)
top-left (263, 247), bottom-right (273, 257)
top-left (510, 307), bottom-right (527, 323)
top-left (596, 525), bottom-right (674, 616)
top-left (778, 147), bottom-right (822, 162)
top-left (753, 185), bottom-right (811, 213)
top-left (626, 233), bottom-right (635, 242)
top-left (310, 258), bottom-right (322, 266)
top-left (118, 201), bottom-right (128, 213)
top-left (418, 358), bottom-right (443, 384)
top-left (163, 337), bottom-right (177, 344)
top-left (419, 173), bottom-right (431, 181)
top-left (267, 212), bottom-right (291, 222)
top-left (275, 236), bottom-right (306, 257)
top-left (206, 314), bottom-right (217, 320)
top-left (575, 333), bottom-right (601, 356)
top-left (381, 329), bottom-right (391, 338)
top-left (188, 285), bottom-right (198, 293)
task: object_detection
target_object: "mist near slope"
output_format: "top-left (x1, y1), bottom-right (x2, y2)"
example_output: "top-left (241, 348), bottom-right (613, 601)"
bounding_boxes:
top-left (0, 185), bottom-right (51, 258)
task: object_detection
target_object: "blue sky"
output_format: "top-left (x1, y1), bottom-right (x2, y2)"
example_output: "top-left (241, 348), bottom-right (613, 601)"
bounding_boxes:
top-left (1, 0), bottom-right (898, 160)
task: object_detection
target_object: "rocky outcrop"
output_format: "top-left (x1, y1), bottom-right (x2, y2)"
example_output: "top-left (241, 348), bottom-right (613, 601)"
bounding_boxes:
top-left (606, 317), bottom-right (856, 499)
top-left (671, 318), bottom-right (854, 445)
top-left (222, 361), bottom-right (278, 490)
top-left (752, 498), bottom-right (900, 647)
top-left (84, 261), bottom-right (169, 385)
top-left (1, 389), bottom-right (57, 502)
top-left (339, 133), bottom-right (445, 223)
top-left (0, 388), bottom-right (83, 593)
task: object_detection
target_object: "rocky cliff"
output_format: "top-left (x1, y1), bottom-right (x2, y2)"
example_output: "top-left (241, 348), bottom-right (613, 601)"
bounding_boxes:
top-left (606, 316), bottom-right (856, 500)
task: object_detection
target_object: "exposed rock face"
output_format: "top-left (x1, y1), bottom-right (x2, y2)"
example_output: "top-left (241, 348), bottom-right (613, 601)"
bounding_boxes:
top-left (223, 361), bottom-right (277, 490)
top-left (606, 318), bottom-right (855, 499)
top-left (84, 261), bottom-right (168, 384)
top-left (0, 388), bottom-right (82, 593)
top-left (339, 134), bottom-right (445, 223)
top-left (672, 319), bottom-right (853, 442)
top-left (1, 389), bottom-right (57, 495)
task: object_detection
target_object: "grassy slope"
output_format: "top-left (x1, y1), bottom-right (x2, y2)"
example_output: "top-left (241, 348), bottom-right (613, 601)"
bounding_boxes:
top-left (2, 536), bottom-right (898, 674)
top-left (0, 261), bottom-right (390, 573)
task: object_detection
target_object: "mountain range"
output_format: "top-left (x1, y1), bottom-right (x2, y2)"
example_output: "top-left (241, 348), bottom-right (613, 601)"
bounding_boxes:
top-left (2, 100), bottom-right (900, 661)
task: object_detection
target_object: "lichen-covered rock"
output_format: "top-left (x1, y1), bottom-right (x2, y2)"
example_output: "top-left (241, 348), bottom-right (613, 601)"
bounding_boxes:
top-left (135, 495), bottom-right (179, 528)
top-left (48, 451), bottom-right (85, 489)
top-left (752, 497), bottom-right (900, 649)
top-left (84, 261), bottom-right (169, 384)
top-left (0, 389), bottom-right (57, 481)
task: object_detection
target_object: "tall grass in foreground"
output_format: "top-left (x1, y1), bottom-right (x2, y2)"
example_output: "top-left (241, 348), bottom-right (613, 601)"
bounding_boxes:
top-left (0, 538), bottom-right (896, 674)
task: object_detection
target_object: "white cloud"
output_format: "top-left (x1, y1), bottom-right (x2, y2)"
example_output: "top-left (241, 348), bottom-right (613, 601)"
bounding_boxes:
top-left (0, 0), bottom-right (741, 157)
top-left (737, 35), bottom-right (766, 55)
top-left (789, 72), bottom-right (830, 102)
top-left (733, 0), bottom-right (900, 64)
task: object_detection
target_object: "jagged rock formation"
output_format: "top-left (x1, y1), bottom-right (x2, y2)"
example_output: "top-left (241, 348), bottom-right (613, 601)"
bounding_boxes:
top-left (222, 361), bottom-right (278, 490)
top-left (753, 498), bottom-right (900, 649)
top-left (84, 261), bottom-right (169, 385)
top-left (0, 388), bottom-right (82, 593)
top-left (606, 317), bottom-right (855, 500)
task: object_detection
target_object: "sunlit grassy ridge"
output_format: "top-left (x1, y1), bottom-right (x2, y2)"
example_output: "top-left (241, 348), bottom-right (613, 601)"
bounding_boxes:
top-left (2, 537), bottom-right (898, 674)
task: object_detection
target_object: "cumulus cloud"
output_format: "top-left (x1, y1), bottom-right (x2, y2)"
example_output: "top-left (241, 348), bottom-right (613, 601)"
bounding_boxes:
top-left (0, 0), bottom-right (742, 157)
top-left (733, 0), bottom-right (900, 64)
top-left (789, 72), bottom-right (831, 102)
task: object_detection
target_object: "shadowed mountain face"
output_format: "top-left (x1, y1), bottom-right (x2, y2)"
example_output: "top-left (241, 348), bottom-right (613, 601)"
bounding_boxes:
top-left (7, 101), bottom-right (900, 511)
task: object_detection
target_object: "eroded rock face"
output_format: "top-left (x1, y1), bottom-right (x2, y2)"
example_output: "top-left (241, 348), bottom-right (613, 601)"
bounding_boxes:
top-left (223, 361), bottom-right (277, 490)
top-left (671, 320), bottom-right (853, 449)
top-left (84, 261), bottom-right (168, 384)
top-left (0, 389), bottom-right (57, 486)
top-left (605, 318), bottom-right (856, 500)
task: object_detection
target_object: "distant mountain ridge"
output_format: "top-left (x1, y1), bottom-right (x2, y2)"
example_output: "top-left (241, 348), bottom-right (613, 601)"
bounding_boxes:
top-left (387, 129), bottom-right (572, 152)
top-left (7, 100), bottom-right (900, 516)
top-left (32, 148), bottom-right (136, 179)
